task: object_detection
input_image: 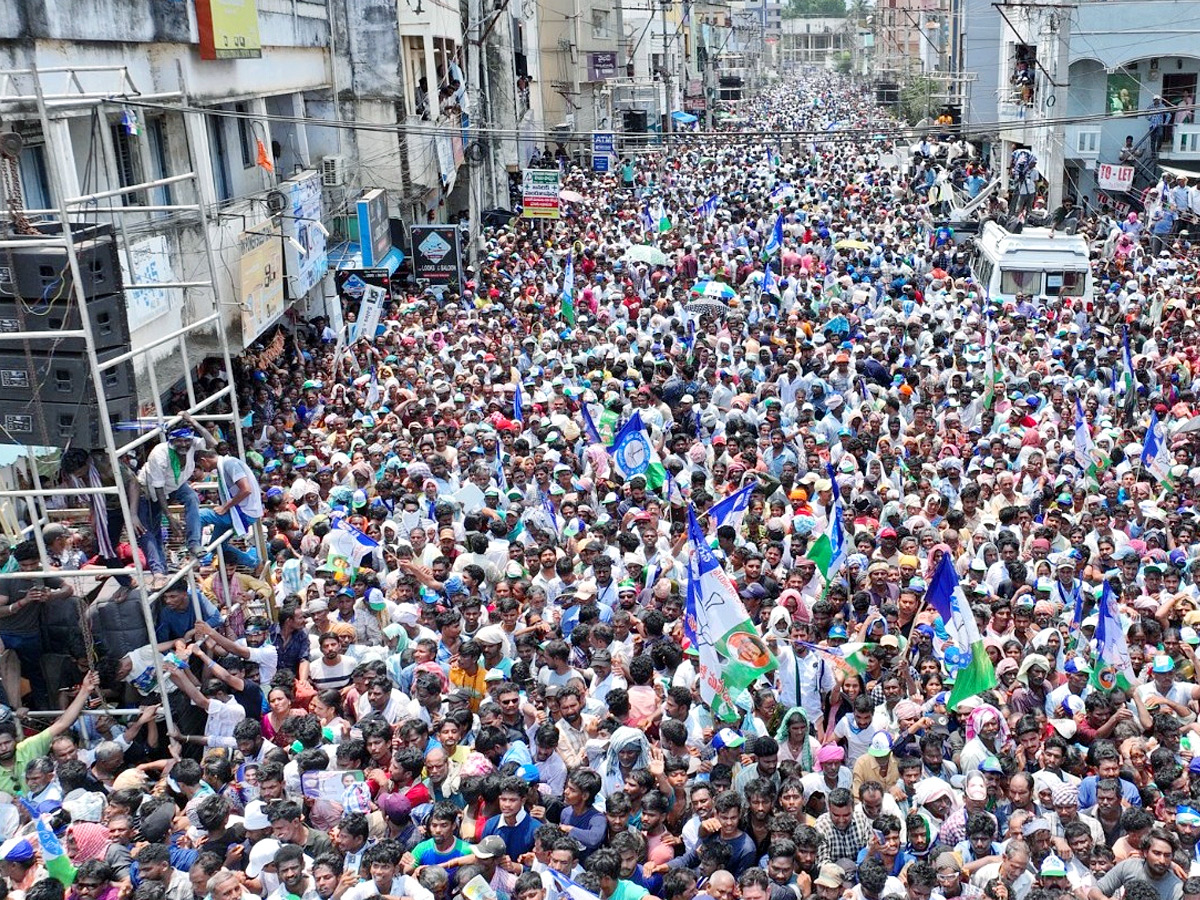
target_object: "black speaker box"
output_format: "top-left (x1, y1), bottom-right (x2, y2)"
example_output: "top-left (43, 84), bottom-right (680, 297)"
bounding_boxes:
top-left (0, 223), bottom-right (122, 301)
top-left (0, 347), bottom-right (136, 401)
top-left (0, 394), bottom-right (137, 448)
top-left (0, 293), bottom-right (130, 351)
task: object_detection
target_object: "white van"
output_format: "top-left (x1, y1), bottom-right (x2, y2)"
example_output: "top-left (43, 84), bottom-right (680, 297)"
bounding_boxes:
top-left (969, 221), bottom-right (1092, 303)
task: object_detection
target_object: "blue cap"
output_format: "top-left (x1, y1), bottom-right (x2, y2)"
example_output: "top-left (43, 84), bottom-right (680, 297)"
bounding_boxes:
top-left (829, 624), bottom-right (848, 640)
top-left (518, 763), bottom-right (541, 783)
top-left (0, 838), bottom-right (34, 862)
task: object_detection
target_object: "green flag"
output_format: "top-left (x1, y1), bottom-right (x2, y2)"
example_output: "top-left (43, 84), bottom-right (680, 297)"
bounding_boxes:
top-left (806, 533), bottom-right (832, 577)
top-left (657, 201), bottom-right (672, 233)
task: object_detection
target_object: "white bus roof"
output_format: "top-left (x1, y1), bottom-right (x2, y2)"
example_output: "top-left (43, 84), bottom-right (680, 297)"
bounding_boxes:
top-left (978, 221), bottom-right (1089, 264)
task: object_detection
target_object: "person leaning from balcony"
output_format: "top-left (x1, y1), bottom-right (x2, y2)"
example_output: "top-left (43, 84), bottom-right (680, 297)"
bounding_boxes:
top-left (1011, 60), bottom-right (1034, 105)
top-left (1176, 93), bottom-right (1194, 126)
top-left (136, 413), bottom-right (216, 582)
top-left (1118, 135), bottom-right (1144, 164)
top-left (0, 539), bottom-right (75, 710)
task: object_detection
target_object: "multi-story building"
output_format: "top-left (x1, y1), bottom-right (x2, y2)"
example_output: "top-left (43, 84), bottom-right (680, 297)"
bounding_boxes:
top-left (778, 17), bottom-right (853, 70)
top-left (535, 0), bottom-right (624, 136)
top-left (0, 0), bottom-right (468, 393)
top-left (963, 0), bottom-right (1200, 209)
top-left (874, 0), bottom-right (949, 75)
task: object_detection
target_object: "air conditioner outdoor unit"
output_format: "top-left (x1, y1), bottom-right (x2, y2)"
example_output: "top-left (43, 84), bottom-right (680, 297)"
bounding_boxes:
top-left (322, 155), bottom-right (348, 186)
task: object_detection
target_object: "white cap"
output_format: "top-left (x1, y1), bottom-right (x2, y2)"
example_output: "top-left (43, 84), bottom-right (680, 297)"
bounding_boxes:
top-left (246, 838), bottom-right (281, 877)
top-left (243, 800), bottom-right (270, 831)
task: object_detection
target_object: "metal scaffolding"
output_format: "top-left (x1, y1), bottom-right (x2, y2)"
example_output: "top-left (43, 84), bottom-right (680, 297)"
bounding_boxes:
top-left (0, 65), bottom-right (265, 731)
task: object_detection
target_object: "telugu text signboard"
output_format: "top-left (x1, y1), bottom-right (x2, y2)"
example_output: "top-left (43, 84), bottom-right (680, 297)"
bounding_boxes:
top-left (522, 169), bottom-right (561, 219)
top-left (587, 52), bottom-right (618, 82)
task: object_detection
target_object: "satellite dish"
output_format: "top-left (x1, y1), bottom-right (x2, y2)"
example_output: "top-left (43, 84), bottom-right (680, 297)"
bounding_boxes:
top-left (265, 191), bottom-right (287, 214)
top-left (0, 133), bottom-right (23, 160)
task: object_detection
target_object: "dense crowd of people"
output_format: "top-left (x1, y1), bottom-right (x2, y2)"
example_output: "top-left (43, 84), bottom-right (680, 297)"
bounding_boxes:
top-left (3, 69), bottom-right (1200, 900)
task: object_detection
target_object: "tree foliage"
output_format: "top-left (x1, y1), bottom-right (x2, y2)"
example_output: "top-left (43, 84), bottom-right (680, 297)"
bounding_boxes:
top-left (782, 0), bottom-right (847, 19)
top-left (900, 75), bottom-right (940, 125)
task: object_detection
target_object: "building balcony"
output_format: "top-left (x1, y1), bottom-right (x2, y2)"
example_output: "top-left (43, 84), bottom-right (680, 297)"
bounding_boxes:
top-left (997, 99), bottom-right (1033, 124)
top-left (997, 100), bottom-right (1037, 143)
top-left (1065, 125), bottom-right (1101, 159)
top-left (1162, 125), bottom-right (1200, 159)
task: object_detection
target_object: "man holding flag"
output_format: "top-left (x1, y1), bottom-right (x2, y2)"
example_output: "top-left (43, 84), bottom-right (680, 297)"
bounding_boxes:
top-left (926, 552), bottom-right (997, 706)
top-left (684, 506), bottom-right (777, 723)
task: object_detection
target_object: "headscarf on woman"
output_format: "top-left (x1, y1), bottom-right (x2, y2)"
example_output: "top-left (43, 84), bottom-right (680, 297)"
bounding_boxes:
top-left (775, 707), bottom-right (817, 772)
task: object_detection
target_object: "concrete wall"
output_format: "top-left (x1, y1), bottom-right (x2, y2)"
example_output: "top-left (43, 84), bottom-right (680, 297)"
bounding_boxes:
top-left (960, 0), bottom-right (1001, 129)
top-left (1070, 0), bottom-right (1200, 68)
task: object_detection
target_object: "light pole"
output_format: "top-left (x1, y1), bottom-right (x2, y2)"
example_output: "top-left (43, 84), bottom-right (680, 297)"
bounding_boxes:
top-left (662, 0), bottom-right (672, 135)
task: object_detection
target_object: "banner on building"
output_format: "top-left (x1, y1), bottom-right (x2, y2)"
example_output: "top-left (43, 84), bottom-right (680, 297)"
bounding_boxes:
top-left (587, 52), bottom-right (618, 82)
top-left (238, 222), bottom-right (285, 343)
top-left (196, 0), bottom-right (262, 60)
top-left (411, 225), bottom-right (463, 287)
top-left (280, 171), bottom-right (328, 299)
top-left (120, 235), bottom-right (178, 331)
top-left (522, 169), bottom-right (561, 219)
top-left (1097, 162), bottom-right (1135, 192)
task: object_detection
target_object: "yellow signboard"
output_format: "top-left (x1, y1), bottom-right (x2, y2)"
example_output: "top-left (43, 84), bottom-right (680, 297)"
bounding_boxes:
top-left (238, 222), bottom-right (284, 344)
top-left (196, 0), bottom-right (263, 60)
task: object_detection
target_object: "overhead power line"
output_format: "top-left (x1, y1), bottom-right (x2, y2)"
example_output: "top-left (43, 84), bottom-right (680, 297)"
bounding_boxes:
top-left (108, 93), bottom-right (1197, 148)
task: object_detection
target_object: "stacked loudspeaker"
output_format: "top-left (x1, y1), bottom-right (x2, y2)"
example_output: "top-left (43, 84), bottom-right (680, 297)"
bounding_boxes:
top-left (0, 223), bottom-right (137, 448)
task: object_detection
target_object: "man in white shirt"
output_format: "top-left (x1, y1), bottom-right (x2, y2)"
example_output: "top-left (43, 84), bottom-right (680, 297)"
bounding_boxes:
top-left (195, 618), bottom-right (279, 685)
top-left (343, 842), bottom-right (433, 900)
top-left (167, 667), bottom-right (244, 749)
top-left (197, 449), bottom-right (263, 569)
top-left (773, 624), bottom-right (835, 723)
top-left (137, 420), bottom-right (213, 572)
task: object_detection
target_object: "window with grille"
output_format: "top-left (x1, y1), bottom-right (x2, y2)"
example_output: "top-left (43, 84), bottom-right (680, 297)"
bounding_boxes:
top-left (110, 122), bottom-right (143, 206)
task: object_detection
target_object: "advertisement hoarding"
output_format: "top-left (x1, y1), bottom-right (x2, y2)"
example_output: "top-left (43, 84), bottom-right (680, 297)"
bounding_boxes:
top-left (410, 225), bottom-right (463, 287)
top-left (238, 221), bottom-right (285, 343)
top-left (196, 0), bottom-right (262, 60)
